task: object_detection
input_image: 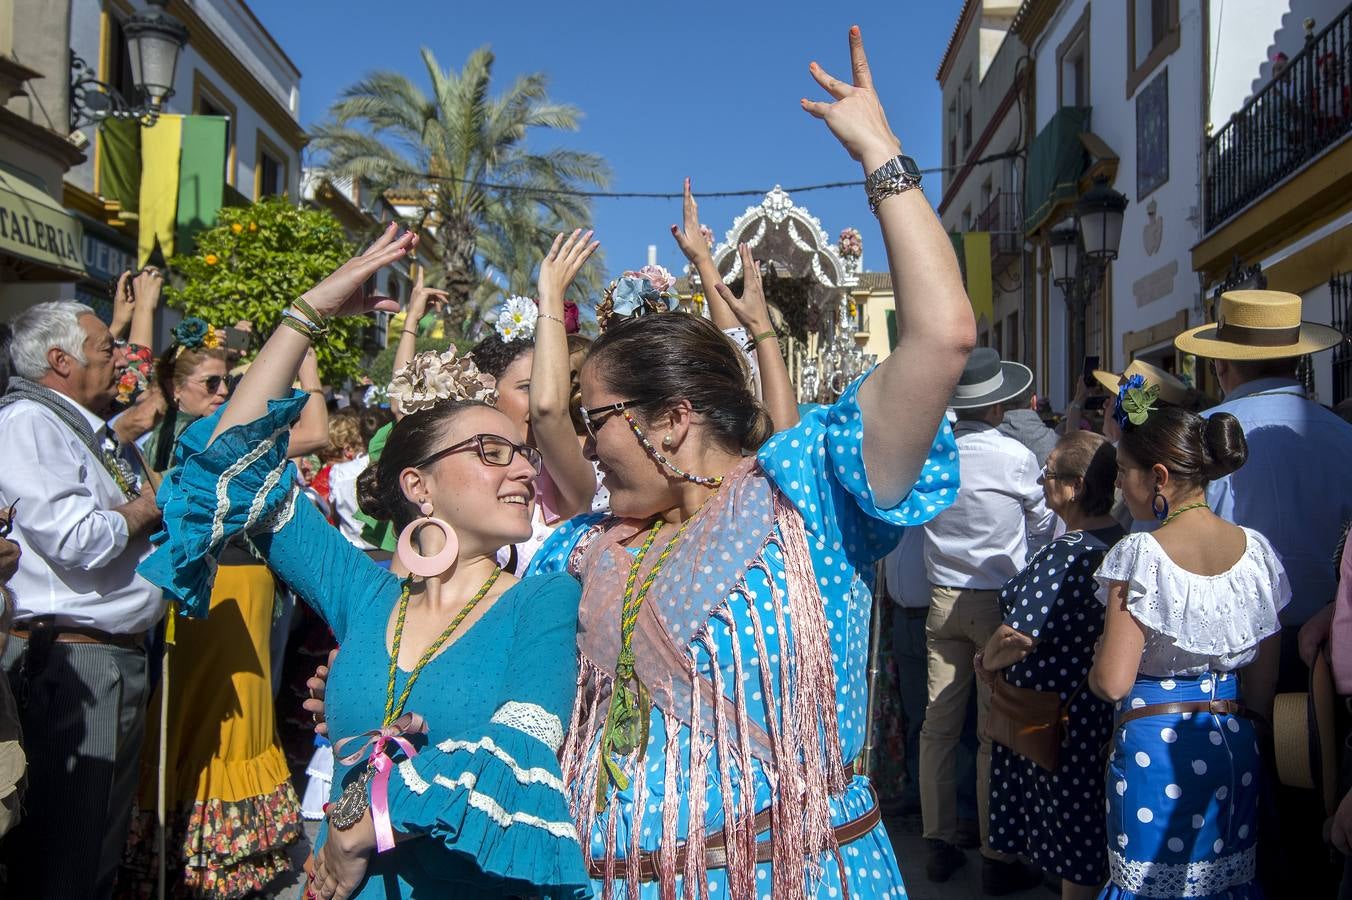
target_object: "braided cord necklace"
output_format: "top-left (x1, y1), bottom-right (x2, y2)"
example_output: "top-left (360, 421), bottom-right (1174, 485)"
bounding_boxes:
top-left (595, 515), bottom-right (697, 811)
top-left (384, 567), bottom-right (502, 726)
top-left (1160, 501), bottom-right (1210, 527)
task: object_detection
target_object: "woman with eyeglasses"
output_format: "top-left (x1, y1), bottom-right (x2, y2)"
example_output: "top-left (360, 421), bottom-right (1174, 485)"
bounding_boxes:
top-left (136, 225), bottom-right (588, 900)
top-left (520, 28), bottom-right (973, 899)
top-left (120, 321), bottom-right (310, 897)
top-left (976, 431), bottom-right (1124, 900)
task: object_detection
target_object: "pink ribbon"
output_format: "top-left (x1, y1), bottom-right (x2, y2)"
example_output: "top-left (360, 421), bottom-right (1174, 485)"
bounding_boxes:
top-left (334, 711), bottom-right (429, 853)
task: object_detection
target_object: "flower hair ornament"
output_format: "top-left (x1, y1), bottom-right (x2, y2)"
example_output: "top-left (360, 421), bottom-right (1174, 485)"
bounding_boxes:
top-left (492, 295), bottom-right (540, 342)
top-left (387, 348), bottom-right (497, 414)
top-left (171, 317), bottom-right (222, 358)
top-left (1113, 374), bottom-right (1160, 429)
top-left (596, 264), bottom-right (680, 332)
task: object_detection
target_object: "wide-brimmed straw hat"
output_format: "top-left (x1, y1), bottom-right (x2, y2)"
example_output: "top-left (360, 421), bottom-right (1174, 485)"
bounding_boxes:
top-left (1093, 359), bottom-right (1191, 408)
top-left (1175, 290), bottom-right (1345, 360)
top-left (1273, 647), bottom-right (1339, 816)
top-left (948, 347), bottom-right (1034, 410)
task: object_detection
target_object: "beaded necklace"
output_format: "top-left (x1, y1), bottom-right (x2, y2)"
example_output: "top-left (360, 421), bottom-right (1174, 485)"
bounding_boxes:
top-left (595, 515), bottom-right (697, 810)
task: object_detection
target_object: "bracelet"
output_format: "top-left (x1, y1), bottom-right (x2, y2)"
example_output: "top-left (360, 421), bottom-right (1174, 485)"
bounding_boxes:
top-left (752, 329), bottom-right (778, 344)
top-left (291, 296), bottom-right (327, 330)
top-left (401, 329), bottom-right (419, 337)
top-left (537, 312), bottom-right (565, 326)
top-left (279, 313), bottom-right (320, 341)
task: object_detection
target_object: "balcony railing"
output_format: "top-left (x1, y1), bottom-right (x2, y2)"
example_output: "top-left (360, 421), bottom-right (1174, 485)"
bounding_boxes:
top-left (973, 190), bottom-right (1023, 267)
top-left (1205, 7), bottom-right (1352, 231)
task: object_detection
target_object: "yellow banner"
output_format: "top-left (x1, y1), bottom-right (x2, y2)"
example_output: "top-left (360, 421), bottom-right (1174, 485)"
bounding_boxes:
top-left (962, 231), bottom-right (994, 326)
top-left (138, 115), bottom-right (183, 267)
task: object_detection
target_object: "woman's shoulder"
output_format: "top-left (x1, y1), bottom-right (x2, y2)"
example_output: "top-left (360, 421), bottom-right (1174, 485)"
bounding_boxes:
top-left (507, 571), bottom-right (581, 601)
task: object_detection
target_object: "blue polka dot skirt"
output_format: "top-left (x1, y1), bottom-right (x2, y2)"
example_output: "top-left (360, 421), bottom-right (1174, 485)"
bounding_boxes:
top-left (1101, 673), bottom-right (1262, 899)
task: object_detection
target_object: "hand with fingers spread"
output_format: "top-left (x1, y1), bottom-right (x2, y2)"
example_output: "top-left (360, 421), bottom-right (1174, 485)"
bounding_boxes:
top-left (538, 230), bottom-right (598, 306)
top-left (713, 243), bottom-right (774, 336)
top-left (310, 811), bottom-right (374, 900)
top-left (670, 178), bottom-right (714, 265)
top-left (300, 223), bottom-right (416, 320)
top-left (800, 25), bottom-right (902, 172)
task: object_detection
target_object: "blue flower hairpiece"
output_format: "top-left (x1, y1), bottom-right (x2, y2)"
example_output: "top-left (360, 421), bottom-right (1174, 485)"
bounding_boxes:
top-left (596, 272), bottom-right (680, 332)
top-left (1113, 373), bottom-right (1160, 429)
top-left (171, 317), bottom-right (220, 352)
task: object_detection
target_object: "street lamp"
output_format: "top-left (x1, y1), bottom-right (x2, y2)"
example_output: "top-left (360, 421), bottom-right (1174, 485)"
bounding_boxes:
top-left (70, 0), bottom-right (188, 129)
top-left (1046, 175), bottom-right (1128, 389)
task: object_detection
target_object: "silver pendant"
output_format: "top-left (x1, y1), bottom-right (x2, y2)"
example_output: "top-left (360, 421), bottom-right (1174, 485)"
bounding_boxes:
top-left (330, 765), bottom-right (373, 831)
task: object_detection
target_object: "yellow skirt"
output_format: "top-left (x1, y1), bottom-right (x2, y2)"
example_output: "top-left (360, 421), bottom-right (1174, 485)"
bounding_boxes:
top-left (119, 564), bottom-right (301, 899)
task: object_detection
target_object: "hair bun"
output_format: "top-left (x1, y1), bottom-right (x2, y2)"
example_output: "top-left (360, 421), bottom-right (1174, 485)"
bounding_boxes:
top-left (356, 463), bottom-right (393, 522)
top-left (1201, 413), bottom-right (1248, 479)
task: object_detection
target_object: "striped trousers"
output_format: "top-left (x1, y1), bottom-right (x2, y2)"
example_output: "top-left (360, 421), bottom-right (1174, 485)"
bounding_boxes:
top-left (0, 634), bottom-right (148, 899)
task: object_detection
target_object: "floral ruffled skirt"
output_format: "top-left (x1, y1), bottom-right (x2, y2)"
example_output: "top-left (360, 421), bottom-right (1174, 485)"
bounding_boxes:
top-left (117, 564), bottom-right (301, 898)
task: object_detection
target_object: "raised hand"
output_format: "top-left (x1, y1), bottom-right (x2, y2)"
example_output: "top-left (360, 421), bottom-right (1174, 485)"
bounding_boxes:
top-left (800, 26), bottom-right (902, 171)
top-left (131, 267), bottom-right (164, 308)
top-left (109, 271), bottom-right (136, 338)
top-left (713, 243), bottom-right (773, 334)
top-left (408, 267), bottom-right (448, 315)
top-left (300, 223), bottom-right (415, 319)
top-left (538, 229), bottom-right (598, 303)
top-left (670, 178), bottom-right (713, 264)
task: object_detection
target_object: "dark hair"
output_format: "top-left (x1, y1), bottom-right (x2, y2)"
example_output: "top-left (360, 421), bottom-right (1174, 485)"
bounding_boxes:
top-left (151, 343), bottom-right (228, 472)
top-left (566, 334), bottom-right (593, 436)
top-left (357, 406), bottom-right (394, 444)
top-left (469, 333), bottom-right (534, 380)
top-left (1053, 431), bottom-right (1117, 517)
top-left (1118, 406), bottom-right (1247, 488)
top-left (356, 399), bottom-right (491, 529)
top-left (586, 313), bottom-right (773, 453)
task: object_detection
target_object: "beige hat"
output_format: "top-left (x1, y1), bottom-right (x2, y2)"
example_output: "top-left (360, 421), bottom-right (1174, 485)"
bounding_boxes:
top-left (1273, 648), bottom-right (1339, 817)
top-left (1093, 359), bottom-right (1191, 408)
top-left (1175, 290), bottom-right (1345, 360)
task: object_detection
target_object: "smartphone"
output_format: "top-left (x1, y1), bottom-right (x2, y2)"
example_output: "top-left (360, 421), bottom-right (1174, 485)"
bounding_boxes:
top-left (223, 327), bottom-right (250, 353)
top-left (1082, 355), bottom-right (1101, 388)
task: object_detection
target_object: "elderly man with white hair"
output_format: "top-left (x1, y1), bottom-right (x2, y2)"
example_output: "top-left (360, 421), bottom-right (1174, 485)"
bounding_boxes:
top-left (0, 301), bottom-right (162, 898)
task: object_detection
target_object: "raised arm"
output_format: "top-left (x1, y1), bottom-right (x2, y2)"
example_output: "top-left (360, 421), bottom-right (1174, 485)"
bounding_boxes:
top-left (108, 271), bottom-right (135, 342)
top-left (128, 268), bottom-right (163, 350)
top-left (390, 266), bottom-right (448, 421)
top-left (287, 347), bottom-right (331, 458)
top-left (713, 243), bottom-right (800, 431)
top-left (209, 222), bottom-right (412, 446)
top-left (531, 230), bottom-right (602, 519)
top-left (802, 26), bottom-right (975, 507)
top-left (671, 177), bottom-right (738, 330)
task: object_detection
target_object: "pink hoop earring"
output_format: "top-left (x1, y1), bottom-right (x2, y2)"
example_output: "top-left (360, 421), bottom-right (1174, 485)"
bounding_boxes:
top-left (396, 501), bottom-right (459, 577)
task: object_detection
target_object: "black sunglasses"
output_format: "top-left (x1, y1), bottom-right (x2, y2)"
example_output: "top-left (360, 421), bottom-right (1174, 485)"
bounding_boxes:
top-left (579, 401), bottom-right (632, 439)
top-left (0, 499), bottom-right (16, 538)
top-left (415, 434), bottom-right (542, 473)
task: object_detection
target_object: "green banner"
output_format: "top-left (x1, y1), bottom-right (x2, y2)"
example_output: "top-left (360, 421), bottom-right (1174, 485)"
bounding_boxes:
top-left (175, 115), bottom-right (228, 253)
top-left (98, 118), bottom-right (141, 215)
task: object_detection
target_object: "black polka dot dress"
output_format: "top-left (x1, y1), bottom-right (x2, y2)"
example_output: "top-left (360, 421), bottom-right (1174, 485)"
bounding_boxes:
top-left (987, 527), bottom-right (1123, 886)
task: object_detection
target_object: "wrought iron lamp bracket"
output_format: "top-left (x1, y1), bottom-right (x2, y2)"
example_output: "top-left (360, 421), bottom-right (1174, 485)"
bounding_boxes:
top-left (69, 54), bottom-right (164, 130)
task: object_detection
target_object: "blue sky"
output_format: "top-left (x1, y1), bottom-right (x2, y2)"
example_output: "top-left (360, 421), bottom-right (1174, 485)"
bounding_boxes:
top-left (252, 1), bottom-right (965, 286)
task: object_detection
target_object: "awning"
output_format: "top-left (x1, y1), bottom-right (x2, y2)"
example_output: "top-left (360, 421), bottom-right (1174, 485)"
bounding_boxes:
top-left (0, 172), bottom-right (85, 280)
top-left (1024, 105), bottom-right (1091, 234)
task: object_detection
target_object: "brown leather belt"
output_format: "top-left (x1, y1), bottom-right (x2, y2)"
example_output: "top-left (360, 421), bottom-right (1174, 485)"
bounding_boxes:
top-left (588, 765), bottom-right (879, 882)
top-left (1116, 699), bottom-right (1253, 728)
top-left (8, 623), bottom-right (146, 651)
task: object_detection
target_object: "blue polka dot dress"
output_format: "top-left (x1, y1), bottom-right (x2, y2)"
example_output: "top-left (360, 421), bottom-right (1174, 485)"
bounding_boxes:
top-left (987, 527), bottom-right (1122, 886)
top-left (528, 371), bottom-right (960, 899)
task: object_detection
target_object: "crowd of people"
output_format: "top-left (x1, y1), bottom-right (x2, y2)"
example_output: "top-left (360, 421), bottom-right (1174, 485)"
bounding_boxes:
top-left (0, 26), bottom-right (1350, 900)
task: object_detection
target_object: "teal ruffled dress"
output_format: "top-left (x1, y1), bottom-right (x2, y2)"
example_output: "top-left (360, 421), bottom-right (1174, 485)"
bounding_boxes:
top-left (139, 391), bottom-right (590, 899)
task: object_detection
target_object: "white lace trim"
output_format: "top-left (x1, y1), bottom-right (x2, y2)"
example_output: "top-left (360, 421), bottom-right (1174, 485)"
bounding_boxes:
top-left (397, 758), bottom-right (429, 795)
top-left (1108, 845), bottom-right (1256, 897)
top-left (435, 735), bottom-right (565, 792)
top-left (256, 483), bottom-right (300, 534)
top-left (432, 773), bottom-right (578, 840)
top-left (490, 701), bottom-right (564, 752)
top-left (210, 421), bottom-right (291, 551)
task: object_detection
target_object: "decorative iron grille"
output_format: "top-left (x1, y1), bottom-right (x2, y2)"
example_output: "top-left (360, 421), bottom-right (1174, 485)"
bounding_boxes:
top-left (1333, 270), bottom-right (1352, 405)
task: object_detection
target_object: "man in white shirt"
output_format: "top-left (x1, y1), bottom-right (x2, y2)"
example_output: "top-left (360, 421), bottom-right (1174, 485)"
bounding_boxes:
top-left (918, 347), bottom-right (1055, 891)
top-left (0, 301), bottom-right (162, 898)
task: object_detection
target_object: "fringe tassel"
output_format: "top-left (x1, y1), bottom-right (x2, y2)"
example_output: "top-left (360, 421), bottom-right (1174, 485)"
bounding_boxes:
top-left (683, 640), bottom-right (711, 900)
top-left (703, 623), bottom-right (745, 890)
top-left (561, 662), bottom-right (591, 789)
top-left (660, 686), bottom-right (681, 900)
top-left (602, 788), bottom-right (619, 900)
top-left (716, 603), bottom-right (758, 900)
top-left (628, 744), bottom-right (650, 900)
top-left (744, 563), bottom-right (803, 900)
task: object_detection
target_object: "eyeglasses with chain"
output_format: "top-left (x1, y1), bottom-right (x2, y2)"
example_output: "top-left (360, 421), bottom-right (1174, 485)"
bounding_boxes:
top-left (579, 400), bottom-right (634, 439)
top-left (414, 434), bottom-right (542, 473)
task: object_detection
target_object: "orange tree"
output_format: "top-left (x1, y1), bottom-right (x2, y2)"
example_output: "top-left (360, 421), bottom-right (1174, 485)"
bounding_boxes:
top-left (167, 197), bottom-right (374, 383)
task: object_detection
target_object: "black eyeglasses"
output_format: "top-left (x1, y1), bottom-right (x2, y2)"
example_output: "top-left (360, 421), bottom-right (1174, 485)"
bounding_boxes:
top-left (0, 499), bottom-right (16, 538)
top-left (1038, 466), bottom-right (1077, 483)
top-left (415, 434), bottom-right (542, 473)
top-left (579, 401), bottom-right (632, 439)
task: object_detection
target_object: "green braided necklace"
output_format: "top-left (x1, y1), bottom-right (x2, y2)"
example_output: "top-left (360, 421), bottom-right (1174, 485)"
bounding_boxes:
top-left (595, 515), bottom-right (696, 811)
top-left (1160, 501), bottom-right (1210, 528)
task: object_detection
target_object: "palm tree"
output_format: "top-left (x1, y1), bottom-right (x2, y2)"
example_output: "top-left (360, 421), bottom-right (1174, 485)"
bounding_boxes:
top-left (309, 46), bottom-right (610, 330)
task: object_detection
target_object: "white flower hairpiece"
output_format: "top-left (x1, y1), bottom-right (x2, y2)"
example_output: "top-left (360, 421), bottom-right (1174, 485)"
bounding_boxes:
top-left (387, 348), bottom-right (497, 414)
top-left (494, 295), bottom-right (539, 342)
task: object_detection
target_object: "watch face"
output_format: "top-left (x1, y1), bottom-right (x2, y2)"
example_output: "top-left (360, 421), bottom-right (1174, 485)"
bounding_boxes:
top-left (899, 156), bottom-right (922, 179)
